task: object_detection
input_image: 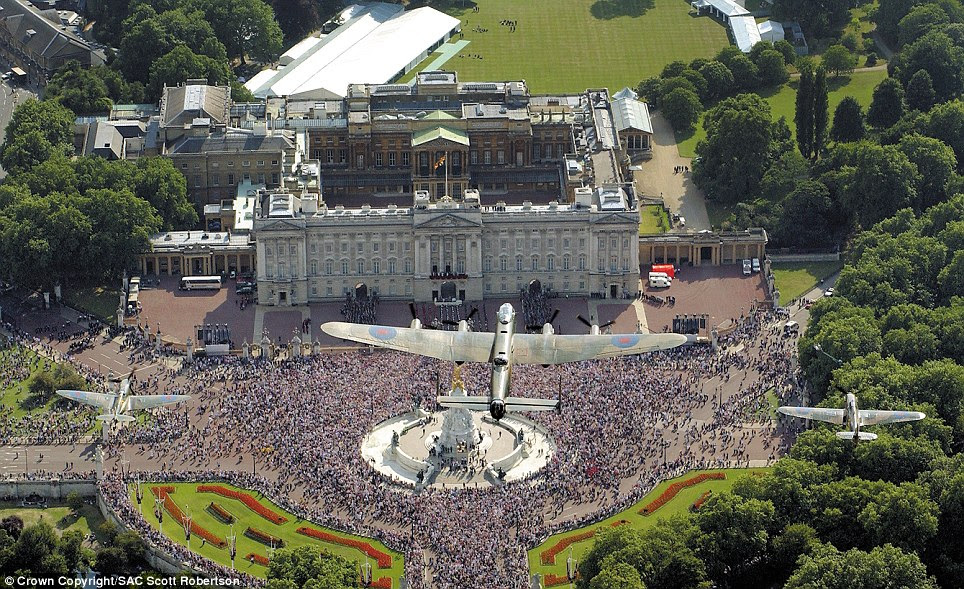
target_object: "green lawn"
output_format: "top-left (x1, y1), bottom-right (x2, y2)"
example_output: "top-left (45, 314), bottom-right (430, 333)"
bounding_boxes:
top-left (62, 281), bottom-right (122, 321)
top-left (132, 483), bottom-right (405, 584)
top-left (0, 502), bottom-right (107, 543)
top-left (0, 346), bottom-right (93, 427)
top-left (422, 0), bottom-right (729, 93)
top-left (676, 68), bottom-right (887, 157)
top-left (772, 261), bottom-right (843, 302)
top-left (639, 204), bottom-right (669, 235)
top-left (528, 468), bottom-right (769, 582)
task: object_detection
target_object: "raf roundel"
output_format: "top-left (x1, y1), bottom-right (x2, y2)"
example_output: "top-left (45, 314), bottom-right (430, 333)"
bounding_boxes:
top-left (611, 334), bottom-right (640, 349)
top-left (369, 326), bottom-right (398, 340)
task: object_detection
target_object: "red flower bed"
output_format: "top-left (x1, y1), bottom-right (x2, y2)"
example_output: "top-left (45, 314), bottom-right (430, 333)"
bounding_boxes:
top-left (245, 526), bottom-right (284, 547)
top-left (639, 472), bottom-right (726, 515)
top-left (296, 526), bottom-right (393, 569)
top-left (150, 486), bottom-right (227, 549)
top-left (610, 519), bottom-right (629, 527)
top-left (691, 490), bottom-right (713, 512)
top-left (245, 553), bottom-right (269, 566)
top-left (540, 529), bottom-right (595, 566)
top-left (369, 578), bottom-right (392, 589)
top-left (544, 572), bottom-right (580, 587)
top-left (196, 484), bottom-right (288, 525)
top-left (207, 502), bottom-right (234, 524)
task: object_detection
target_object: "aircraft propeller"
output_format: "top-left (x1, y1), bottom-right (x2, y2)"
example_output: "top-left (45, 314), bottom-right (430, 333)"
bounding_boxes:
top-left (527, 308), bottom-right (560, 332)
top-left (577, 314), bottom-right (615, 334)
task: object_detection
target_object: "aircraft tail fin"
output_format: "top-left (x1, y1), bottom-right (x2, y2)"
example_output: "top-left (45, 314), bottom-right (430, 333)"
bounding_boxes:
top-left (437, 395), bottom-right (490, 412)
top-left (836, 431), bottom-right (877, 441)
top-left (504, 397), bottom-right (560, 412)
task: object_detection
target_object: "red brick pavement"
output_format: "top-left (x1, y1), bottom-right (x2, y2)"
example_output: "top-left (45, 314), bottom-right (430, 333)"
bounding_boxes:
top-left (137, 276), bottom-right (255, 345)
top-left (642, 266), bottom-right (767, 332)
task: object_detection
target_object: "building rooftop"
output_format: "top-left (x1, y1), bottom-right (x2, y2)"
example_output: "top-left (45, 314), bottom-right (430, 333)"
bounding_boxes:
top-left (245, 3), bottom-right (459, 99)
top-left (159, 82), bottom-right (231, 128)
top-left (0, 0), bottom-right (103, 67)
top-left (168, 132), bottom-right (294, 155)
top-left (611, 97), bottom-right (653, 134)
top-left (149, 230), bottom-right (251, 251)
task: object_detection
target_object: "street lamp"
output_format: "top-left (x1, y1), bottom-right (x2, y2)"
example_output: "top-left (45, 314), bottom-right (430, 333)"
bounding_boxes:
top-left (228, 524), bottom-right (237, 570)
top-left (813, 344), bottom-right (844, 366)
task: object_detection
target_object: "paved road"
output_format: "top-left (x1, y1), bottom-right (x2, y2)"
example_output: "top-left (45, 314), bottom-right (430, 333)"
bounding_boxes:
top-left (632, 112), bottom-right (711, 230)
top-left (0, 79), bottom-right (37, 179)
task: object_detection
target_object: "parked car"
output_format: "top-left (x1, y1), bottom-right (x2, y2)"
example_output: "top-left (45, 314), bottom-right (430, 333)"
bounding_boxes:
top-left (742, 259), bottom-right (752, 276)
top-left (824, 287), bottom-right (835, 297)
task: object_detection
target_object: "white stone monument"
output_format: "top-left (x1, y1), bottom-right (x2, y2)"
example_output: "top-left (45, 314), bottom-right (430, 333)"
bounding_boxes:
top-left (435, 366), bottom-right (480, 458)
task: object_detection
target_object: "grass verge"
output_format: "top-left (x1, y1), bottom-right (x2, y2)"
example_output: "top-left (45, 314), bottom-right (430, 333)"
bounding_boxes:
top-left (772, 261), bottom-right (843, 302)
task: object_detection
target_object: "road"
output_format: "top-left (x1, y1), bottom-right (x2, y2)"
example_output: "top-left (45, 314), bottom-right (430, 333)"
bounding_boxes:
top-left (0, 79), bottom-right (37, 179)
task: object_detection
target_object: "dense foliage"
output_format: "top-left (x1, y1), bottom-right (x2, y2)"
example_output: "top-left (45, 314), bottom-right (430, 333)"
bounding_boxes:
top-left (0, 99), bottom-right (197, 290)
top-left (264, 545), bottom-right (358, 589)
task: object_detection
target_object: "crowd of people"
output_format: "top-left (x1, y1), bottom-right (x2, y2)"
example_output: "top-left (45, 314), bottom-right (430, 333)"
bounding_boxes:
top-left (520, 286), bottom-right (554, 329)
top-left (1, 301), bottom-right (805, 587)
top-left (341, 293), bottom-right (380, 325)
top-left (96, 307), bottom-right (800, 586)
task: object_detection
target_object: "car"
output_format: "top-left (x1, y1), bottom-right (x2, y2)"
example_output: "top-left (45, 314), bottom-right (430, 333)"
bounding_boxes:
top-left (677, 216), bottom-right (686, 227)
top-left (751, 257), bottom-right (760, 273)
top-left (824, 288), bottom-right (835, 297)
top-left (742, 259), bottom-right (752, 276)
top-left (783, 320), bottom-right (800, 336)
top-left (1, 73), bottom-right (9, 81)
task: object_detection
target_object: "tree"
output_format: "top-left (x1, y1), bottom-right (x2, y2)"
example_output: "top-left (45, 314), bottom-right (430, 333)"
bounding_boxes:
top-left (760, 150), bottom-right (810, 201)
top-left (190, 0), bottom-right (284, 64)
top-left (795, 65), bottom-right (814, 158)
top-left (822, 45), bottom-right (857, 78)
top-left (147, 45), bottom-right (233, 101)
top-left (44, 61), bottom-right (112, 114)
top-left (691, 493), bottom-right (775, 587)
top-left (266, 0), bottom-right (339, 43)
top-left (661, 88), bottom-right (702, 132)
top-left (926, 100), bottom-right (964, 172)
top-left (785, 543), bottom-right (938, 589)
top-left (65, 492), bottom-right (83, 514)
top-left (830, 96), bottom-right (865, 142)
top-left (694, 94), bottom-right (775, 204)
top-left (876, 0), bottom-right (924, 44)
top-left (79, 189), bottom-right (161, 279)
top-left (697, 61), bottom-right (734, 100)
top-left (897, 31), bottom-right (964, 101)
top-left (898, 134), bottom-right (957, 210)
top-left (755, 49), bottom-right (789, 86)
top-left (94, 546), bottom-right (128, 576)
top-left (867, 78), bottom-right (906, 128)
top-left (134, 158), bottom-right (198, 230)
top-left (266, 545), bottom-right (356, 588)
top-left (590, 562), bottom-right (646, 589)
top-left (905, 69), bottom-right (937, 112)
top-left (813, 66), bottom-right (829, 157)
top-left (898, 4), bottom-right (950, 47)
top-left (0, 100), bottom-right (74, 175)
top-left (725, 54), bottom-right (760, 92)
top-left (771, 0), bottom-right (851, 38)
top-left (774, 180), bottom-right (835, 248)
top-left (0, 516), bottom-right (23, 540)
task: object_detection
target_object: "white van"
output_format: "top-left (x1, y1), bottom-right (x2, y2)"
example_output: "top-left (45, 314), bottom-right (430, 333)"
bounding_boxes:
top-left (742, 259), bottom-right (752, 275)
top-left (783, 320), bottom-right (800, 336)
top-left (649, 276), bottom-right (672, 288)
top-left (648, 271), bottom-right (671, 282)
top-left (752, 258), bottom-right (761, 273)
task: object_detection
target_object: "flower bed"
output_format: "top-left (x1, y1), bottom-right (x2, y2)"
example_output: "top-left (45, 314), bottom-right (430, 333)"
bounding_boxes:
top-left (196, 484), bottom-right (288, 525)
top-left (639, 472), bottom-right (726, 515)
top-left (691, 490), bottom-right (713, 512)
top-left (207, 502), bottom-right (234, 524)
top-left (540, 529), bottom-right (595, 566)
top-left (544, 572), bottom-right (579, 587)
top-left (370, 578), bottom-right (392, 589)
top-left (245, 526), bottom-right (284, 548)
top-left (245, 553), bottom-right (269, 566)
top-left (150, 486), bottom-right (227, 549)
top-left (296, 526), bottom-right (393, 569)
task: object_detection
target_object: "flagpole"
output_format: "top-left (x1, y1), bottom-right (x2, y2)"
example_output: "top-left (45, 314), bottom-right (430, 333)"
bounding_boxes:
top-left (445, 149), bottom-right (449, 197)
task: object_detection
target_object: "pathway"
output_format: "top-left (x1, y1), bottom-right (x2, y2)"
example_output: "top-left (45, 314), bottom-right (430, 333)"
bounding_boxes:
top-left (632, 113), bottom-right (711, 230)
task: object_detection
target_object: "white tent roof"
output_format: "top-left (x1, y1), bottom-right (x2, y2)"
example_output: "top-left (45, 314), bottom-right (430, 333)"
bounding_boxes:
top-left (730, 15), bottom-right (762, 52)
top-left (279, 35), bottom-right (324, 66)
top-left (693, 0), bottom-right (750, 18)
top-left (758, 20), bottom-right (785, 42)
top-left (246, 3), bottom-right (459, 100)
top-left (612, 97), bottom-right (653, 134)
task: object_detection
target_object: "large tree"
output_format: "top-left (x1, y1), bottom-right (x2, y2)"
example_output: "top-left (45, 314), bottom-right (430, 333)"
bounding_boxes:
top-left (822, 45), bottom-right (857, 78)
top-left (133, 157), bottom-right (198, 230)
top-left (147, 45), bottom-right (233, 100)
top-left (188, 0), bottom-right (284, 64)
top-left (0, 100), bottom-right (74, 175)
top-left (693, 93), bottom-right (777, 204)
top-left (868, 78), bottom-right (906, 129)
top-left (896, 31), bottom-right (964, 101)
top-left (830, 96), bottom-right (865, 143)
top-left (898, 134), bottom-right (957, 210)
top-left (661, 88), bottom-right (702, 132)
top-left (785, 543), bottom-right (938, 589)
top-left (266, 545), bottom-right (356, 588)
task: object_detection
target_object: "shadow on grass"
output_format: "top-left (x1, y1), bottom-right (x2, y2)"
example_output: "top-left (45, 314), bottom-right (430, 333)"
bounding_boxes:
top-left (590, 0), bottom-right (654, 20)
top-left (56, 513), bottom-right (79, 530)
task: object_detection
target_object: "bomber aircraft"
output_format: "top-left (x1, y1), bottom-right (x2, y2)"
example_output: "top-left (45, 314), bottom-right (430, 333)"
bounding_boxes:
top-left (322, 302), bottom-right (688, 420)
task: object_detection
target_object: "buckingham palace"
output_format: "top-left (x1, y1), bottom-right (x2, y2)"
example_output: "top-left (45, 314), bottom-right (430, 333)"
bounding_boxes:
top-left (253, 185), bottom-right (640, 305)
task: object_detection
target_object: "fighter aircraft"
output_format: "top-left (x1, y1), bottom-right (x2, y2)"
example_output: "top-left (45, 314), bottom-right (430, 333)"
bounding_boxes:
top-left (322, 302), bottom-right (688, 419)
top-left (778, 393), bottom-right (925, 441)
top-left (56, 372), bottom-right (190, 422)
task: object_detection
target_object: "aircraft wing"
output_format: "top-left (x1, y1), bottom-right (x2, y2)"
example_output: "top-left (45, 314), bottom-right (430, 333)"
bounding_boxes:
top-left (510, 333), bottom-right (689, 365)
top-left (321, 322), bottom-right (495, 363)
top-left (777, 406), bottom-right (846, 424)
top-left (859, 409), bottom-right (926, 426)
top-left (127, 394), bottom-right (191, 411)
top-left (56, 390), bottom-right (115, 411)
